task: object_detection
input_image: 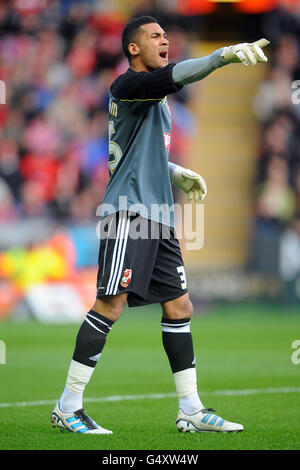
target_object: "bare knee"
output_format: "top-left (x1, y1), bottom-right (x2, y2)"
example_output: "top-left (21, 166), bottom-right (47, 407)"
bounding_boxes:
top-left (161, 293), bottom-right (193, 320)
top-left (91, 293), bottom-right (127, 322)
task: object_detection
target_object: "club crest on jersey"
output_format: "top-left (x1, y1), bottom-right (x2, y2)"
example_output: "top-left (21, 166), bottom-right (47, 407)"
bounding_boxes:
top-left (163, 132), bottom-right (171, 151)
top-left (120, 269), bottom-right (132, 288)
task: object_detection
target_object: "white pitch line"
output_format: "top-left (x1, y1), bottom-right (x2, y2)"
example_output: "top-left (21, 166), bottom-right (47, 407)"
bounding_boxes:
top-left (0, 387), bottom-right (299, 409)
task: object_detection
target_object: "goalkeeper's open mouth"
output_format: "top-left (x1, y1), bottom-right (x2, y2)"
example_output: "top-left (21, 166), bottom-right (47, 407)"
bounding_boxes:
top-left (159, 50), bottom-right (168, 62)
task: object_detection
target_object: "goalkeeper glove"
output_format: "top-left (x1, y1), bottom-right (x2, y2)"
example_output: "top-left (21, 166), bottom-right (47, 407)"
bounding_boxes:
top-left (221, 38), bottom-right (269, 66)
top-left (171, 165), bottom-right (207, 203)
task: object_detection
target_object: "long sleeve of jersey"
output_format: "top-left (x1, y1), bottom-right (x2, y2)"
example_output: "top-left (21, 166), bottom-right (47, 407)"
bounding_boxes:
top-left (111, 63), bottom-right (183, 101)
top-left (172, 48), bottom-right (226, 85)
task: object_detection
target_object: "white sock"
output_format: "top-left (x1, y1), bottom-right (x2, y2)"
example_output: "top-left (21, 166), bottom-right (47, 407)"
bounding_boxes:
top-left (173, 368), bottom-right (205, 415)
top-left (59, 388), bottom-right (83, 413)
top-left (179, 392), bottom-right (203, 415)
top-left (59, 359), bottom-right (94, 413)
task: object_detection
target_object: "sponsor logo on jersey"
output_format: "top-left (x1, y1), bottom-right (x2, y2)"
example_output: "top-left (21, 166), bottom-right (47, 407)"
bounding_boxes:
top-left (109, 98), bottom-right (118, 117)
top-left (120, 269), bottom-right (132, 288)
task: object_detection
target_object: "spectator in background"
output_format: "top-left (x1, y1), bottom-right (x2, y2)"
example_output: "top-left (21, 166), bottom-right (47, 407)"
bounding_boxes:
top-left (255, 155), bottom-right (296, 228)
top-left (252, 66), bottom-right (293, 123)
top-left (0, 1), bottom-right (111, 222)
top-left (0, 177), bottom-right (17, 221)
top-left (0, 1), bottom-right (196, 315)
top-left (0, 139), bottom-right (22, 200)
top-left (255, 110), bottom-right (299, 187)
top-left (250, 17), bottom-right (300, 277)
top-left (263, 0), bottom-right (300, 49)
top-left (251, 154), bottom-right (296, 274)
top-left (0, 0), bottom-right (193, 224)
top-left (19, 180), bottom-right (52, 218)
top-left (279, 215), bottom-right (300, 306)
top-left (294, 171), bottom-right (300, 214)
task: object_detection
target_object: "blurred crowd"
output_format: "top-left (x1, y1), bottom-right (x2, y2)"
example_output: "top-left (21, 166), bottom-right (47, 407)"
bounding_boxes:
top-left (0, 0), bottom-right (300, 313)
top-left (250, 3), bottom-right (300, 303)
top-left (0, 0), bottom-right (194, 225)
top-left (1, 0), bottom-right (299, 229)
top-left (0, 0), bottom-right (195, 317)
top-left (0, 0), bottom-right (117, 223)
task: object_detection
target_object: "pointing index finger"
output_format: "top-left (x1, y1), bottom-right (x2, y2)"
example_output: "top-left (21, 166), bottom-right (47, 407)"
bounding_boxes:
top-left (253, 38), bottom-right (270, 49)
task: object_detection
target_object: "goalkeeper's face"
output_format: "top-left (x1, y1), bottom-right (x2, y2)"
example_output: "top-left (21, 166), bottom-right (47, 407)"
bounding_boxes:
top-left (129, 23), bottom-right (169, 71)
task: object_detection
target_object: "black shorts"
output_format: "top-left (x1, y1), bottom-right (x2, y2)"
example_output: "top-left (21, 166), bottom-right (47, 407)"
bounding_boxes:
top-left (96, 211), bottom-right (188, 307)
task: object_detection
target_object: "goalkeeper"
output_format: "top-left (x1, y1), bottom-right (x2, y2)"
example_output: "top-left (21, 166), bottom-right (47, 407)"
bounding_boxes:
top-left (51, 16), bottom-right (269, 435)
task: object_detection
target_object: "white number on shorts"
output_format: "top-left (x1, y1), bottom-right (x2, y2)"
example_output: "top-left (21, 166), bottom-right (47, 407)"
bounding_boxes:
top-left (177, 266), bottom-right (187, 289)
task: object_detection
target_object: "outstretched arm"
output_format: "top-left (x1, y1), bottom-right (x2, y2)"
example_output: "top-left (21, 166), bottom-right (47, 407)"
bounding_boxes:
top-left (169, 40), bottom-right (269, 202)
top-left (172, 39), bottom-right (269, 86)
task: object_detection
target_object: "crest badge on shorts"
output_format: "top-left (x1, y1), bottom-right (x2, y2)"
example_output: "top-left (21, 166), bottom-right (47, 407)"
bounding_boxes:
top-left (120, 269), bottom-right (132, 288)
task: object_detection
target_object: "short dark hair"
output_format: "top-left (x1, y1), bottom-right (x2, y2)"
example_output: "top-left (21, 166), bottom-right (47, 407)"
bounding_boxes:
top-left (122, 16), bottom-right (158, 61)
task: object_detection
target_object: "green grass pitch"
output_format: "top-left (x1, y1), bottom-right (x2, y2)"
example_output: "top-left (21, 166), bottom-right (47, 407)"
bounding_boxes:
top-left (0, 302), bottom-right (299, 451)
